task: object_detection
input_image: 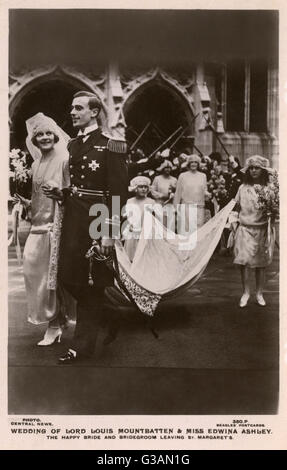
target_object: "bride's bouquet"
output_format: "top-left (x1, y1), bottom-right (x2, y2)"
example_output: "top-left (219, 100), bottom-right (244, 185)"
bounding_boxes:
top-left (9, 148), bottom-right (32, 195)
top-left (254, 170), bottom-right (279, 222)
top-left (8, 149), bottom-right (32, 262)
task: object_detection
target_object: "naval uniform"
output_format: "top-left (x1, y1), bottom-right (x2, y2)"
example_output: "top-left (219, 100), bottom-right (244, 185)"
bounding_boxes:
top-left (58, 125), bottom-right (128, 356)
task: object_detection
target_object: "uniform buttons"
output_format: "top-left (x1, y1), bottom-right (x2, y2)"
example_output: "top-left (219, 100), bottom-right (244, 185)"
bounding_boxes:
top-left (79, 193), bottom-right (82, 197)
top-left (81, 175), bottom-right (85, 179)
top-left (81, 165), bottom-right (85, 169)
top-left (70, 164), bottom-right (73, 168)
top-left (83, 156), bottom-right (87, 160)
top-left (80, 185), bottom-right (84, 188)
top-left (71, 174), bottom-right (74, 178)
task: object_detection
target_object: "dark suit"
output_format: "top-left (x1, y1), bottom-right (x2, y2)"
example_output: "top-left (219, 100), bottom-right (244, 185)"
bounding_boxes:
top-left (59, 128), bottom-right (128, 356)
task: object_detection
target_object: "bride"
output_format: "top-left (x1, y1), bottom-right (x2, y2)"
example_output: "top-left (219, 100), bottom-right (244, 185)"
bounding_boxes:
top-left (16, 113), bottom-right (71, 346)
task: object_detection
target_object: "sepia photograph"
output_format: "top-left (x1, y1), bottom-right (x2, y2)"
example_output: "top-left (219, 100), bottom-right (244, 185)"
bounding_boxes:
top-left (3, 3), bottom-right (285, 449)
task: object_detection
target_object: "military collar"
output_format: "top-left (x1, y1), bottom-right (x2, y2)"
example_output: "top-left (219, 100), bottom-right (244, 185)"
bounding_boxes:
top-left (78, 122), bottom-right (99, 137)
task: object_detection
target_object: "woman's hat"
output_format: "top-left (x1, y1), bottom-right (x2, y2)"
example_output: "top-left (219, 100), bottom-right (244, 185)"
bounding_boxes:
top-left (156, 160), bottom-right (175, 172)
top-left (182, 154), bottom-right (202, 168)
top-left (241, 155), bottom-right (273, 173)
top-left (27, 113), bottom-right (60, 140)
top-left (129, 175), bottom-right (151, 192)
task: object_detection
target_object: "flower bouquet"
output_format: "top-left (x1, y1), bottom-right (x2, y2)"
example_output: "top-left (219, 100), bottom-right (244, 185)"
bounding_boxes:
top-left (254, 170), bottom-right (279, 222)
top-left (9, 148), bottom-right (32, 196)
top-left (207, 168), bottom-right (229, 209)
top-left (254, 170), bottom-right (279, 256)
top-left (8, 149), bottom-right (32, 263)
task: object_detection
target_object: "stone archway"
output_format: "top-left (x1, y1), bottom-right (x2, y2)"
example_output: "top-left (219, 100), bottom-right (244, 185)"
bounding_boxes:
top-left (10, 79), bottom-right (80, 148)
top-left (123, 75), bottom-right (195, 155)
top-left (9, 67), bottom-right (106, 149)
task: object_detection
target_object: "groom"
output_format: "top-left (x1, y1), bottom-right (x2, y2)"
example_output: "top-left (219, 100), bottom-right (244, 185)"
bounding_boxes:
top-left (44, 91), bottom-right (128, 363)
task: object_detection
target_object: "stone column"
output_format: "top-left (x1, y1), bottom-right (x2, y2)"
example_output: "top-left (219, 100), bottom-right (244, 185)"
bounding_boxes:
top-left (194, 63), bottom-right (213, 155)
top-left (244, 62), bottom-right (250, 133)
top-left (106, 61), bottom-right (126, 139)
top-left (267, 63), bottom-right (279, 169)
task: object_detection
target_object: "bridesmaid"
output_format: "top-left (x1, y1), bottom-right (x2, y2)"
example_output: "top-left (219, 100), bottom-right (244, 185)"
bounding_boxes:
top-left (150, 160), bottom-right (177, 205)
top-left (123, 176), bottom-right (154, 262)
top-left (150, 160), bottom-right (177, 229)
top-left (173, 154), bottom-right (208, 235)
top-left (231, 155), bottom-right (276, 307)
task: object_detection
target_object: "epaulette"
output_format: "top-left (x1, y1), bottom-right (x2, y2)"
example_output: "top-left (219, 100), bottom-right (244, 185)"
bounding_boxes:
top-left (107, 138), bottom-right (127, 154)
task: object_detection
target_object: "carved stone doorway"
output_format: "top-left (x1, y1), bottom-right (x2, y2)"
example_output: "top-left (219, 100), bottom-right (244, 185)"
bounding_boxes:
top-left (124, 82), bottom-right (194, 156)
top-left (10, 79), bottom-right (87, 149)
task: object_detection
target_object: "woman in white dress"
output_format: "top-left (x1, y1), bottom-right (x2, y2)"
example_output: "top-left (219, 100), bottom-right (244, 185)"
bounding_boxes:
top-left (18, 113), bottom-right (70, 345)
top-left (150, 160), bottom-right (177, 204)
top-left (150, 160), bottom-right (177, 230)
top-left (231, 156), bottom-right (276, 307)
top-left (173, 154), bottom-right (208, 235)
top-left (123, 176), bottom-right (154, 262)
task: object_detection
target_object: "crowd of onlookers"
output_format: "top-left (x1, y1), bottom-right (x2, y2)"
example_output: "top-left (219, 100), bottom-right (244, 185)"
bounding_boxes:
top-left (127, 147), bottom-right (243, 253)
top-left (129, 147), bottom-right (243, 207)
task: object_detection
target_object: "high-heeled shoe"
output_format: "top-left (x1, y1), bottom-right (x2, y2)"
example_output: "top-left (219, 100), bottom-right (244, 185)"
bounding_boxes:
top-left (37, 327), bottom-right (62, 346)
top-left (239, 293), bottom-right (250, 308)
top-left (256, 294), bottom-right (266, 307)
